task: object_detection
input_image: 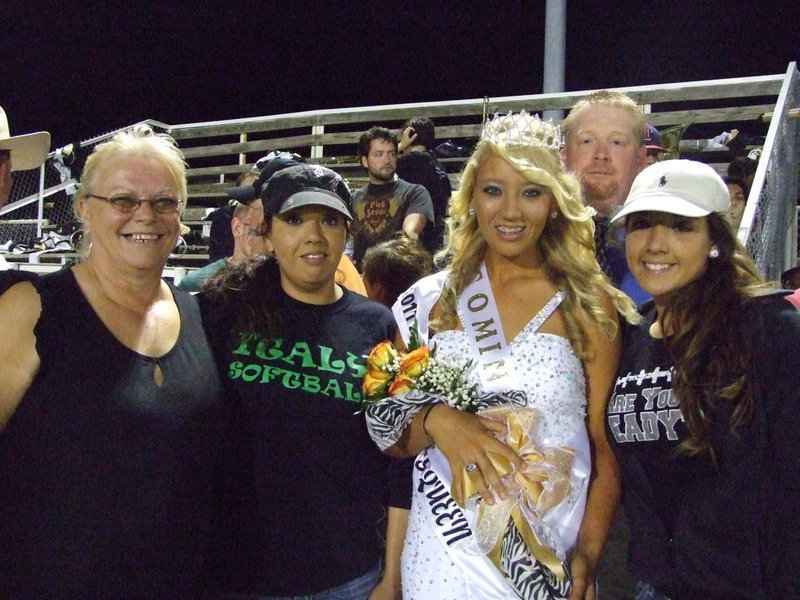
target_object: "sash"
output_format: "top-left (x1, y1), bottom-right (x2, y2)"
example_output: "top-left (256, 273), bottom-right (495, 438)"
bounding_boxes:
top-left (392, 270), bottom-right (449, 347)
top-left (456, 263), bottom-right (519, 392)
top-left (412, 431), bottom-right (590, 598)
top-left (413, 448), bottom-right (521, 599)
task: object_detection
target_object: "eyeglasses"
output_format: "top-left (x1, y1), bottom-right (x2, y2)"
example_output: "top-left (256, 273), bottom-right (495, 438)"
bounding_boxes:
top-left (89, 194), bottom-right (181, 214)
top-left (245, 223), bottom-right (268, 236)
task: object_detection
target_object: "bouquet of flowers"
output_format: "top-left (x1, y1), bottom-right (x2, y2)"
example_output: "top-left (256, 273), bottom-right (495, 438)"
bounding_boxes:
top-left (361, 338), bottom-right (479, 412)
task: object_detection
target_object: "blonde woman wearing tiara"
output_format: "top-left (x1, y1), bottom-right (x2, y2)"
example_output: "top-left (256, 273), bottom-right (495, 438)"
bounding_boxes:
top-left (366, 112), bottom-right (638, 599)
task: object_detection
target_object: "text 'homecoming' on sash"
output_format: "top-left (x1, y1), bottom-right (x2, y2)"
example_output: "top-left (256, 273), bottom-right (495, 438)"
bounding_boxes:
top-left (458, 263), bottom-right (519, 393)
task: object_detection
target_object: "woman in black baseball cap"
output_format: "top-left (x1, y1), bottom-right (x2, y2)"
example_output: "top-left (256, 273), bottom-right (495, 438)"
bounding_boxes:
top-left (199, 164), bottom-right (403, 599)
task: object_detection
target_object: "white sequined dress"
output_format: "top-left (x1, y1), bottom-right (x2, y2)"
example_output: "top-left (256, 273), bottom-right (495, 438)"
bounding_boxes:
top-left (401, 291), bottom-right (590, 600)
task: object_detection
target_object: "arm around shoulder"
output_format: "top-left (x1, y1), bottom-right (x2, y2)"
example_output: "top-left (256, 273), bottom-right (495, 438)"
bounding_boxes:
top-left (0, 281), bottom-right (42, 429)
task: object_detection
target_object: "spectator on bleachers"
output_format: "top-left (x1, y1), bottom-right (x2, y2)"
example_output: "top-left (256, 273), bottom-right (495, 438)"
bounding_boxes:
top-left (177, 192), bottom-right (267, 292)
top-left (396, 117), bottom-right (452, 254)
top-left (0, 105), bottom-right (50, 209)
top-left (207, 154), bottom-right (310, 269)
top-left (781, 266), bottom-right (800, 290)
top-left (562, 90), bottom-right (650, 305)
top-left (0, 106), bottom-right (50, 272)
top-left (361, 233), bottom-right (433, 308)
top-left (350, 126), bottom-right (434, 270)
top-left (207, 168), bottom-right (260, 263)
top-left (727, 154), bottom-right (758, 191)
top-left (360, 233), bottom-right (433, 600)
top-left (643, 123), bottom-right (667, 166)
top-left (723, 175), bottom-right (748, 231)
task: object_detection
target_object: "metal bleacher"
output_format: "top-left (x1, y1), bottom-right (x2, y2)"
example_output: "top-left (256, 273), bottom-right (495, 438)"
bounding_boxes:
top-left (2, 62), bottom-right (798, 280)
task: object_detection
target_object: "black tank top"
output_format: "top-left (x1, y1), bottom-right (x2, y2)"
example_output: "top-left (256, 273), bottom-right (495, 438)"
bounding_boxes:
top-left (0, 268), bottom-right (225, 599)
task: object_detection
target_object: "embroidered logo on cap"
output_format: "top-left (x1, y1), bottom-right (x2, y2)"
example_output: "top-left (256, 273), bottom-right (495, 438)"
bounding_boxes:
top-left (658, 175), bottom-right (667, 187)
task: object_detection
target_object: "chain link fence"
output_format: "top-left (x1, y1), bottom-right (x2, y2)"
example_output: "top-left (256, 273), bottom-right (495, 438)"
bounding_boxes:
top-left (0, 163), bottom-right (67, 249)
top-left (0, 127), bottom-right (143, 252)
top-left (742, 65), bottom-right (800, 280)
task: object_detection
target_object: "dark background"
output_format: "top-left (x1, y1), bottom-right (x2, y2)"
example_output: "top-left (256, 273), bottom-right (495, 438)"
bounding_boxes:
top-left (3, 1), bottom-right (799, 149)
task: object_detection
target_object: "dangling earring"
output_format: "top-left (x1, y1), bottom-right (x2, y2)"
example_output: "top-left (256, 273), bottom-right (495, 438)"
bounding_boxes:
top-left (549, 211), bottom-right (558, 220)
top-left (709, 247), bottom-right (720, 259)
top-left (468, 207), bottom-right (476, 216)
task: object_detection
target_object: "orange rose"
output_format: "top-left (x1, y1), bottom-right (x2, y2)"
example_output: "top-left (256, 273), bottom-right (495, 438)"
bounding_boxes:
top-left (399, 345), bottom-right (430, 378)
top-left (388, 373), bottom-right (415, 396)
top-left (363, 366), bottom-right (392, 398)
top-left (366, 341), bottom-right (399, 370)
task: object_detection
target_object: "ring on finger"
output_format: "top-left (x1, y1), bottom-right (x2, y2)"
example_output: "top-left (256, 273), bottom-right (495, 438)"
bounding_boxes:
top-left (465, 463), bottom-right (479, 472)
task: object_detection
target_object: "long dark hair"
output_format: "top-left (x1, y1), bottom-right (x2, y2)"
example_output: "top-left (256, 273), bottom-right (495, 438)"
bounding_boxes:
top-left (660, 212), bottom-right (772, 456)
top-left (201, 211), bottom-right (286, 338)
top-left (203, 255), bottom-right (285, 339)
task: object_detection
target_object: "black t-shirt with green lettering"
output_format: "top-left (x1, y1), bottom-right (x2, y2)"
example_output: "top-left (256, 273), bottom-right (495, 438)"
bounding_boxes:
top-left (200, 286), bottom-right (398, 595)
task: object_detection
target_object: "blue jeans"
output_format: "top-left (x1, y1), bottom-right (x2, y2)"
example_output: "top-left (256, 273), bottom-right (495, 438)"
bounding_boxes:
top-left (634, 581), bottom-right (672, 600)
top-left (223, 562), bottom-right (382, 600)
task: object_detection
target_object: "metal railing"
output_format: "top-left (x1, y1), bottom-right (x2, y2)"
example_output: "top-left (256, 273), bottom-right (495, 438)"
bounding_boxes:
top-left (739, 63), bottom-right (800, 279)
top-left (2, 63), bottom-right (798, 278)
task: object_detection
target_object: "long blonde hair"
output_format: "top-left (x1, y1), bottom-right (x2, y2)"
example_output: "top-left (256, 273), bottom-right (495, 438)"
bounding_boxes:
top-left (434, 114), bottom-right (638, 358)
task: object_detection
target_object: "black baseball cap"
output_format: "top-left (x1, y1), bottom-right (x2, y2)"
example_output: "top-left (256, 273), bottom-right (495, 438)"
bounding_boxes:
top-left (262, 164), bottom-right (352, 221)
top-left (225, 153), bottom-right (305, 204)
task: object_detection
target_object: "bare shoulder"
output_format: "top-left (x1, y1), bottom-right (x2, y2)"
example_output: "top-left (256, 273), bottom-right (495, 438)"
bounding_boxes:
top-left (573, 291), bottom-right (622, 424)
top-left (0, 279), bottom-right (42, 324)
top-left (0, 281), bottom-right (43, 427)
top-left (570, 290), bottom-right (621, 387)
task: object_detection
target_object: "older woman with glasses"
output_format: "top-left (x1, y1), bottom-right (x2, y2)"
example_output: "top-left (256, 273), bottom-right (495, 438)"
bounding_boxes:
top-left (0, 126), bottom-right (225, 599)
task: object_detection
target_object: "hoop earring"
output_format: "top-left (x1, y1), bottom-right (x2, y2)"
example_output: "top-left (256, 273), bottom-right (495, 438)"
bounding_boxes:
top-left (468, 207), bottom-right (476, 216)
top-left (709, 247), bottom-right (720, 259)
top-left (549, 211), bottom-right (558, 220)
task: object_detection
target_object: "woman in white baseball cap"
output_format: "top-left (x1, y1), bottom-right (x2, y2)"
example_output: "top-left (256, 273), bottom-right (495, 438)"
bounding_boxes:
top-left (606, 159), bottom-right (800, 599)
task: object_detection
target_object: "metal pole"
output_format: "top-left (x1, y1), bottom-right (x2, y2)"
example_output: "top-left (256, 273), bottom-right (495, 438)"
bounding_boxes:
top-left (543, 0), bottom-right (566, 122)
top-left (36, 163), bottom-right (46, 239)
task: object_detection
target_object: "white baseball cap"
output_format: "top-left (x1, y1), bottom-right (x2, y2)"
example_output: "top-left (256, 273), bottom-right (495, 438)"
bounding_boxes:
top-left (610, 159), bottom-right (731, 224)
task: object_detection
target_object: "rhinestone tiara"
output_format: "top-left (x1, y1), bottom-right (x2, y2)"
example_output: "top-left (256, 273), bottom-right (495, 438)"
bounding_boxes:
top-left (480, 110), bottom-right (562, 150)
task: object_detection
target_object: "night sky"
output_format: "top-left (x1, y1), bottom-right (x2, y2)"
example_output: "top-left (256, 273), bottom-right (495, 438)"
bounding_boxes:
top-left (3, 1), bottom-right (799, 149)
